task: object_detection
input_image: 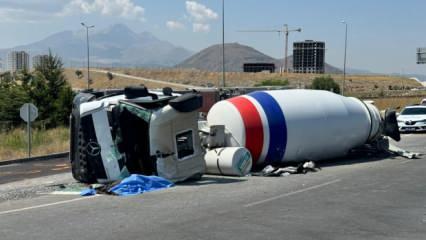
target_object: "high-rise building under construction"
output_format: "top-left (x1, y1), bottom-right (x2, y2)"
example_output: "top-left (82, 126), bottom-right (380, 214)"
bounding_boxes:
top-left (293, 40), bottom-right (325, 74)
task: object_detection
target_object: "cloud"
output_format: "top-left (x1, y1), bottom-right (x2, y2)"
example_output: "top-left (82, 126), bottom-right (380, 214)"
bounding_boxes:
top-left (166, 21), bottom-right (185, 31)
top-left (0, 1), bottom-right (62, 23)
top-left (60, 0), bottom-right (145, 21)
top-left (185, 1), bottom-right (218, 33)
top-left (185, 1), bottom-right (218, 22)
top-left (193, 23), bottom-right (210, 33)
top-left (0, 8), bottom-right (49, 23)
top-left (0, 0), bottom-right (146, 22)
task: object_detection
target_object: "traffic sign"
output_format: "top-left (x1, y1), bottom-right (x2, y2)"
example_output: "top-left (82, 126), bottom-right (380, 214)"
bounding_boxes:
top-left (20, 103), bottom-right (38, 123)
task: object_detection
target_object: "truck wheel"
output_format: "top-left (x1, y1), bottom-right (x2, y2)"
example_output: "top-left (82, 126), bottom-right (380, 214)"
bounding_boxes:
top-left (71, 121), bottom-right (96, 183)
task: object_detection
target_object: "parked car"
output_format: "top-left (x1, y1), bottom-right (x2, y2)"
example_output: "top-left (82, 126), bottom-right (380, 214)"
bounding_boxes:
top-left (421, 98), bottom-right (426, 105)
top-left (397, 105), bottom-right (426, 132)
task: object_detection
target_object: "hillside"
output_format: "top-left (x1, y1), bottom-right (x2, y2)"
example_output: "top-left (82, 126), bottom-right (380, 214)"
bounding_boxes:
top-left (0, 24), bottom-right (193, 67)
top-left (177, 43), bottom-right (341, 73)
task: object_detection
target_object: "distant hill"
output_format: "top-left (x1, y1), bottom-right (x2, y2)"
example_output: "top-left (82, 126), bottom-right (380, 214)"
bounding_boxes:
top-left (177, 43), bottom-right (342, 73)
top-left (0, 24), bottom-right (193, 68)
top-left (177, 43), bottom-right (277, 72)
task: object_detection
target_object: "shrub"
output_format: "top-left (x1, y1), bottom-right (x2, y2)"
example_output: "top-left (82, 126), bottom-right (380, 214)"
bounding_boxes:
top-left (311, 76), bottom-right (340, 94)
top-left (255, 79), bottom-right (289, 87)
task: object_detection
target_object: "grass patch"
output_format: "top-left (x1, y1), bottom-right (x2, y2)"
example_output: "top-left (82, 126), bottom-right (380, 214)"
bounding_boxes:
top-left (0, 127), bottom-right (69, 161)
top-left (65, 68), bottom-right (423, 99)
top-left (255, 79), bottom-right (289, 87)
top-left (369, 96), bottom-right (424, 111)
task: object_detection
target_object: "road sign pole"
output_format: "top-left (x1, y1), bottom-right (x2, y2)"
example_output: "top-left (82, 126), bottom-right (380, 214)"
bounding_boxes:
top-left (27, 104), bottom-right (31, 159)
top-left (20, 103), bottom-right (38, 159)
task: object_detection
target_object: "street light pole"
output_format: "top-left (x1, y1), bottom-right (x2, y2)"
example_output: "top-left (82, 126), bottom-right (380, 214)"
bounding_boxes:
top-left (341, 20), bottom-right (348, 96)
top-left (222, 0), bottom-right (226, 87)
top-left (81, 22), bottom-right (95, 90)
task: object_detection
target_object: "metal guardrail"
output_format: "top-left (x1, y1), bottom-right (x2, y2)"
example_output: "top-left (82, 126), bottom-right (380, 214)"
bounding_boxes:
top-left (0, 152), bottom-right (69, 166)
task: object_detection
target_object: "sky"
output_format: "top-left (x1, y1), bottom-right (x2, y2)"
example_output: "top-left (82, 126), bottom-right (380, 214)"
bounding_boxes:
top-left (0, 0), bottom-right (425, 74)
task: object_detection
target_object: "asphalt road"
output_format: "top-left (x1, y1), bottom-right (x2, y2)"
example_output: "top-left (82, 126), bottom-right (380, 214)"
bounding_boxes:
top-left (0, 157), bottom-right (70, 185)
top-left (0, 134), bottom-right (425, 240)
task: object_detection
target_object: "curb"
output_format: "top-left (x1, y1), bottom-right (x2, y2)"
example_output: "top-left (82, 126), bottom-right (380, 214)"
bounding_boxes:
top-left (0, 152), bottom-right (70, 166)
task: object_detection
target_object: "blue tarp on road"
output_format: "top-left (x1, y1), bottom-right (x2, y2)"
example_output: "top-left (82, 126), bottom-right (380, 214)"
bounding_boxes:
top-left (80, 188), bottom-right (96, 196)
top-left (109, 174), bottom-right (174, 196)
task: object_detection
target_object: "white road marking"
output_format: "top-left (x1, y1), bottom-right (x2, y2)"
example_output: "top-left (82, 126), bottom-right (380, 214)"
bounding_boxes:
top-left (399, 159), bottom-right (414, 164)
top-left (0, 164), bottom-right (20, 168)
top-left (244, 179), bottom-right (341, 208)
top-left (49, 191), bottom-right (82, 195)
top-left (0, 196), bottom-right (99, 216)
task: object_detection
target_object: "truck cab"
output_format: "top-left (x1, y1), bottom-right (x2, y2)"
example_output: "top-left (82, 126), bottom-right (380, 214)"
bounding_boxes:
top-left (70, 86), bottom-right (205, 183)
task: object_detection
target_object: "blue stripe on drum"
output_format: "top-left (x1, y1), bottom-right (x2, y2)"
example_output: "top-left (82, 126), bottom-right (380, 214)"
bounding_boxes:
top-left (248, 91), bottom-right (287, 165)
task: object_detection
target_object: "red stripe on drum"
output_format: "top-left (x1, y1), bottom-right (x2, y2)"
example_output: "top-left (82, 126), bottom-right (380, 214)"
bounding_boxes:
top-left (228, 97), bottom-right (264, 164)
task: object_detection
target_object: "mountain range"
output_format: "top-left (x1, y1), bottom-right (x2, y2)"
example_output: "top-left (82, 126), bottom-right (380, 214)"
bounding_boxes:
top-left (0, 24), bottom-right (193, 68)
top-left (6, 23), bottom-right (416, 77)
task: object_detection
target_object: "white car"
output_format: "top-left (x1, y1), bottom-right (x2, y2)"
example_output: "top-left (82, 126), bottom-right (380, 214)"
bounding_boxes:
top-left (397, 105), bottom-right (426, 132)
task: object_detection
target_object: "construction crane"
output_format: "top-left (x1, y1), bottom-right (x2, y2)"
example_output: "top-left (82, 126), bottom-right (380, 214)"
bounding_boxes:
top-left (239, 24), bottom-right (302, 73)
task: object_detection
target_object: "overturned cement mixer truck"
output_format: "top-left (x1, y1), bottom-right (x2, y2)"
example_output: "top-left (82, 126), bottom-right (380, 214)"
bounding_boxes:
top-left (204, 89), bottom-right (400, 170)
top-left (70, 87), bottom-right (400, 183)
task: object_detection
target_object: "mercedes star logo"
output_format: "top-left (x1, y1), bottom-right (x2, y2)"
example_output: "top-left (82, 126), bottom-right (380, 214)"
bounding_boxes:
top-left (86, 141), bottom-right (101, 157)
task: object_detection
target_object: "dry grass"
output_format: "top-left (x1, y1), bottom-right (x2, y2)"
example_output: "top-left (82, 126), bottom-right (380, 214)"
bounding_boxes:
top-left (65, 67), bottom-right (425, 110)
top-left (371, 96), bottom-right (424, 111)
top-left (65, 68), bottom-right (422, 92)
top-left (0, 127), bottom-right (69, 161)
top-left (101, 68), bottom-right (422, 90)
top-left (65, 69), bottom-right (177, 90)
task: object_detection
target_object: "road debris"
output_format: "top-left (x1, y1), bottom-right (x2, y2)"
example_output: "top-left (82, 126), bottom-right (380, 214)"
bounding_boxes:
top-left (388, 143), bottom-right (422, 159)
top-left (254, 161), bottom-right (320, 177)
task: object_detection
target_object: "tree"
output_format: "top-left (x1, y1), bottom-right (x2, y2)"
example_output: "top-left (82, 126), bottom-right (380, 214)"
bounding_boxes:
top-left (0, 51), bottom-right (73, 127)
top-left (106, 72), bottom-right (114, 81)
top-left (106, 72), bottom-right (114, 89)
top-left (255, 79), bottom-right (289, 87)
top-left (0, 81), bottom-right (29, 123)
top-left (75, 70), bottom-right (83, 79)
top-left (0, 72), bottom-right (13, 87)
top-left (311, 76), bottom-right (341, 94)
top-left (30, 51), bottom-right (73, 127)
top-left (34, 51), bottom-right (67, 100)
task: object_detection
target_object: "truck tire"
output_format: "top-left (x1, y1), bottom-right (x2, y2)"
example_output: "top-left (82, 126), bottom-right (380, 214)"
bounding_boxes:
top-left (70, 113), bottom-right (96, 183)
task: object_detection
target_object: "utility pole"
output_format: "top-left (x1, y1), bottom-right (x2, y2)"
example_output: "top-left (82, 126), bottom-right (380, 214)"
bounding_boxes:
top-left (222, 0), bottom-right (226, 87)
top-left (238, 24), bottom-right (301, 74)
top-left (81, 22), bottom-right (95, 90)
top-left (341, 20), bottom-right (348, 96)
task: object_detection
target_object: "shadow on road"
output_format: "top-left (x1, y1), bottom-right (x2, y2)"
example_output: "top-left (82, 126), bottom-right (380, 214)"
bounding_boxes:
top-left (179, 176), bottom-right (247, 186)
top-left (317, 150), bottom-right (397, 168)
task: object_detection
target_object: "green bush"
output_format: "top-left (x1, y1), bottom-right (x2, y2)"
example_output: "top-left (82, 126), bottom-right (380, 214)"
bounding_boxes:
top-left (311, 76), bottom-right (341, 94)
top-left (255, 79), bottom-right (289, 87)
